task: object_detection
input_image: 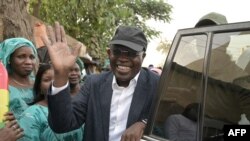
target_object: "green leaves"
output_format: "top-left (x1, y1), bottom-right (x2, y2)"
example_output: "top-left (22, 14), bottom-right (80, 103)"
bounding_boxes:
top-left (29, 0), bottom-right (172, 66)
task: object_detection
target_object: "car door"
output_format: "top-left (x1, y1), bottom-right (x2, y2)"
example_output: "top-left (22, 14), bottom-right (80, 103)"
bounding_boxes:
top-left (143, 21), bottom-right (250, 141)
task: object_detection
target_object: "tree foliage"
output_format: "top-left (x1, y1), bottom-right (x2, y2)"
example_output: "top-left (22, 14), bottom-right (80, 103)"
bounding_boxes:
top-left (156, 38), bottom-right (172, 54)
top-left (29, 0), bottom-right (172, 65)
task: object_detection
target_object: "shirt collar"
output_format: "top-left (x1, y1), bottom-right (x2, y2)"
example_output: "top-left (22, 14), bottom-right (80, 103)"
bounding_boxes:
top-left (112, 71), bottom-right (141, 88)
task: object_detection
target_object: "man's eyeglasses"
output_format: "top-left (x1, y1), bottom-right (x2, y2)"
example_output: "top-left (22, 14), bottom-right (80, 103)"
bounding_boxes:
top-left (110, 48), bottom-right (143, 58)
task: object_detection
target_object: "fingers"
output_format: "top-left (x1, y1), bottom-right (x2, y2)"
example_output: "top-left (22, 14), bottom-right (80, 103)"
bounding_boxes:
top-left (4, 112), bottom-right (13, 116)
top-left (121, 135), bottom-right (137, 141)
top-left (15, 128), bottom-right (24, 139)
top-left (48, 26), bottom-right (56, 44)
top-left (41, 36), bottom-right (51, 49)
top-left (61, 26), bottom-right (67, 43)
top-left (1, 119), bottom-right (24, 140)
top-left (8, 120), bottom-right (23, 133)
top-left (43, 22), bottom-right (66, 45)
top-left (5, 119), bottom-right (18, 128)
top-left (3, 112), bottom-right (15, 122)
top-left (10, 122), bottom-right (24, 139)
top-left (42, 22), bottom-right (80, 62)
top-left (11, 124), bottom-right (18, 131)
top-left (121, 122), bottom-right (144, 141)
top-left (55, 22), bottom-right (62, 42)
top-left (11, 122), bottom-right (22, 133)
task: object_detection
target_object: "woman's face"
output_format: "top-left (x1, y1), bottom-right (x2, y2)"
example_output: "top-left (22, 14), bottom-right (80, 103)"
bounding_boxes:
top-left (40, 69), bottom-right (54, 95)
top-left (68, 63), bottom-right (81, 85)
top-left (10, 46), bottom-right (36, 76)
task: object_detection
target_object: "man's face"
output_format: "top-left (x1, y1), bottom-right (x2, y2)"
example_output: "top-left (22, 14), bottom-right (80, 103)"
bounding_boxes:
top-left (107, 45), bottom-right (146, 86)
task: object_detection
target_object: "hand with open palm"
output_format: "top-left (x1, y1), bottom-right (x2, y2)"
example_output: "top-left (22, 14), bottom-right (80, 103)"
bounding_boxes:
top-left (42, 22), bottom-right (81, 87)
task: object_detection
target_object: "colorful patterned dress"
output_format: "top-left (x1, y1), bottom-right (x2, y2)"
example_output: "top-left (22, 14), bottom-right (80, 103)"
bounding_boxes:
top-left (18, 104), bottom-right (84, 141)
top-left (9, 86), bottom-right (34, 119)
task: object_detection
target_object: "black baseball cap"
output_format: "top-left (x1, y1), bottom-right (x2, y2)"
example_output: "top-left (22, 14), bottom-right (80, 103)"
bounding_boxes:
top-left (109, 26), bottom-right (148, 52)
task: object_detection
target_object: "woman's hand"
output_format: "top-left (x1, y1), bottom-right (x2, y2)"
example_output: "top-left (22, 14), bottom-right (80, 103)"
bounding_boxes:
top-left (3, 112), bottom-right (15, 122)
top-left (0, 112), bottom-right (23, 141)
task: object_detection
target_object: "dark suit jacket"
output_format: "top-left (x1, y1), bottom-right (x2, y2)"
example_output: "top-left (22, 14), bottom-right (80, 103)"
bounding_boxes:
top-left (48, 68), bottom-right (159, 141)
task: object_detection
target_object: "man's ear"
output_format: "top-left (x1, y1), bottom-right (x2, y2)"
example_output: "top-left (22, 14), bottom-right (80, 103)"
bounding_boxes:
top-left (142, 52), bottom-right (146, 59)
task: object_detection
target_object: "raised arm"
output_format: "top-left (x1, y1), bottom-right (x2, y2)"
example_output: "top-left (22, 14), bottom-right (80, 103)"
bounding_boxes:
top-left (42, 22), bottom-right (81, 87)
top-left (41, 22), bottom-right (86, 133)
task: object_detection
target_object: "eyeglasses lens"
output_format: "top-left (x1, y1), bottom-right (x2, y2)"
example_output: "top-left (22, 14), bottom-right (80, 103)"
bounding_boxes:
top-left (112, 48), bottom-right (140, 58)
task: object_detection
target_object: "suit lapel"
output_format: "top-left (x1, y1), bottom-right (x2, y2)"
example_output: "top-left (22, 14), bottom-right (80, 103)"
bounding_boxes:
top-left (99, 73), bottom-right (113, 141)
top-left (127, 69), bottom-right (149, 127)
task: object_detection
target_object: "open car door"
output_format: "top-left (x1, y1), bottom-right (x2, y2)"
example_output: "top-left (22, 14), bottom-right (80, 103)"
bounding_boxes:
top-left (143, 21), bottom-right (250, 141)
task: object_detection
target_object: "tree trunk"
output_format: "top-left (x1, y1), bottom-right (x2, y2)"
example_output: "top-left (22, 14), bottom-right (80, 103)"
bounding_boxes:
top-left (0, 0), bottom-right (33, 42)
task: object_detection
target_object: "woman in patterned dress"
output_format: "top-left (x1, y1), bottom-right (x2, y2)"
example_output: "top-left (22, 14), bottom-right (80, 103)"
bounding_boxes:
top-left (0, 38), bottom-right (38, 119)
top-left (18, 63), bottom-right (83, 141)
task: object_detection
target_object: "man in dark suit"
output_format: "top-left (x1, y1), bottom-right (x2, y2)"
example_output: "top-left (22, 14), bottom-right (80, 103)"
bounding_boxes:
top-left (42, 22), bottom-right (160, 141)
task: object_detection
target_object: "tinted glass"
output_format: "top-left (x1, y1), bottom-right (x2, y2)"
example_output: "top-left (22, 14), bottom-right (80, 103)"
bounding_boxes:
top-left (203, 31), bottom-right (250, 141)
top-left (151, 35), bottom-right (207, 141)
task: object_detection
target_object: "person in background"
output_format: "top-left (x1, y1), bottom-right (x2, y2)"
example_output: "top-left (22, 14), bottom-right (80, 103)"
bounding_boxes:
top-left (18, 64), bottom-right (83, 141)
top-left (150, 67), bottom-right (162, 75)
top-left (194, 12), bottom-right (227, 27)
top-left (42, 22), bottom-right (159, 141)
top-left (69, 58), bottom-right (84, 96)
top-left (0, 38), bottom-right (38, 119)
top-left (37, 46), bottom-right (50, 64)
top-left (0, 112), bottom-right (23, 141)
top-left (164, 12), bottom-right (228, 141)
top-left (164, 103), bottom-right (199, 141)
top-left (148, 64), bottom-right (154, 70)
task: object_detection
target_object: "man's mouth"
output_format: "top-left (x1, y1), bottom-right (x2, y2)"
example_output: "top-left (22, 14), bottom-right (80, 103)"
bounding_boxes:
top-left (116, 65), bottom-right (131, 73)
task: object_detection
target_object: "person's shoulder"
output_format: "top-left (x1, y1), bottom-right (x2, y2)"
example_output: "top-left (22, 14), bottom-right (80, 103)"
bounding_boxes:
top-left (166, 114), bottom-right (184, 123)
top-left (141, 67), bottom-right (160, 80)
top-left (19, 106), bottom-right (39, 120)
top-left (8, 85), bottom-right (33, 91)
top-left (22, 104), bottom-right (47, 116)
top-left (19, 105), bottom-right (47, 125)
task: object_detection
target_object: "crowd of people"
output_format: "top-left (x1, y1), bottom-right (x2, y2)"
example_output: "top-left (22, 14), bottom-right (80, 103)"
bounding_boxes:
top-left (0, 21), bottom-right (160, 141)
top-left (0, 37), bottom-right (85, 140)
top-left (0, 12), bottom-right (228, 141)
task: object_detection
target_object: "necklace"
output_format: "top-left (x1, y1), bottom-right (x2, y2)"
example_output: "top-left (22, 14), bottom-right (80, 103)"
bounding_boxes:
top-left (11, 78), bottom-right (30, 87)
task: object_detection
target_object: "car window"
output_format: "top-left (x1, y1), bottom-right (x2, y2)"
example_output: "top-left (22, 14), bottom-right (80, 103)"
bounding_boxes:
top-left (145, 23), bottom-right (250, 141)
top-left (175, 35), bottom-right (207, 67)
top-left (150, 34), bottom-right (207, 141)
top-left (203, 31), bottom-right (250, 141)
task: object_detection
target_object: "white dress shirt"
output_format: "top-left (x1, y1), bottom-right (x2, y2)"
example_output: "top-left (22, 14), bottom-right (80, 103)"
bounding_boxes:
top-left (109, 73), bottom-right (140, 141)
top-left (51, 81), bottom-right (69, 95)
